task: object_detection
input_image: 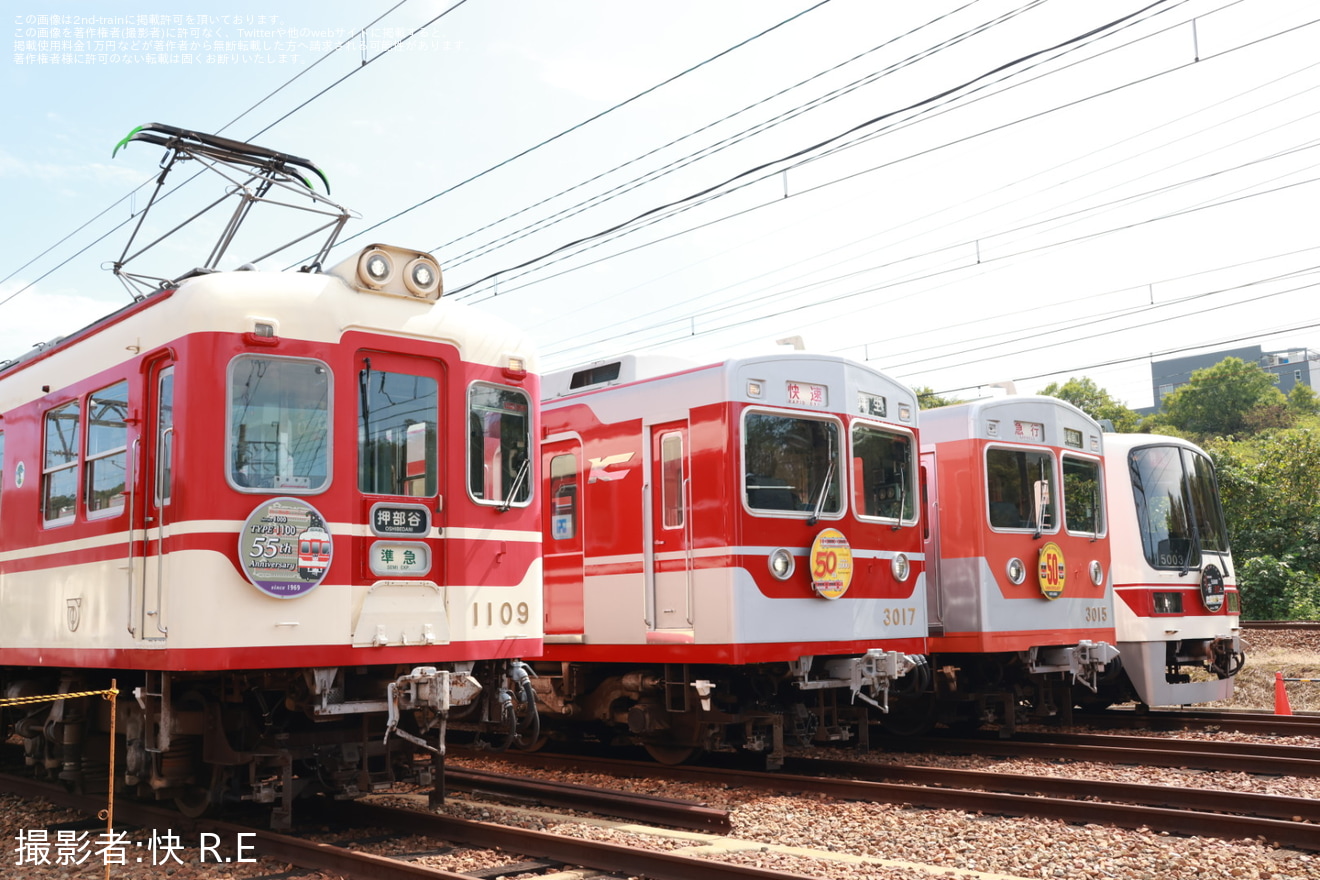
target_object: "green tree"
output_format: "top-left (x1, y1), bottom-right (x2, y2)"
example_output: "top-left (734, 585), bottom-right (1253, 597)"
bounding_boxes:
top-left (913, 386), bottom-right (962, 410)
top-left (1037, 376), bottom-right (1140, 432)
top-left (1287, 381), bottom-right (1320, 417)
top-left (1207, 426), bottom-right (1320, 619)
top-left (1161, 357), bottom-right (1287, 437)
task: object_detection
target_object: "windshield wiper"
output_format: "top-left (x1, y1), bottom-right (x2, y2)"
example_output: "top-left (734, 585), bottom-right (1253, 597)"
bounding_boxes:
top-left (500, 457), bottom-right (531, 512)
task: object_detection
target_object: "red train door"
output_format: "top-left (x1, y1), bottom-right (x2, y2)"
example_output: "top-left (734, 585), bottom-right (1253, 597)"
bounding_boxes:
top-left (132, 357), bottom-right (174, 641)
top-left (543, 442), bottom-right (584, 634)
top-left (646, 422), bottom-right (691, 633)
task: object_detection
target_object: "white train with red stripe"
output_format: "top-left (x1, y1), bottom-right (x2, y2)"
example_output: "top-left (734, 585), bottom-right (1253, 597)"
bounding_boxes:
top-left (901, 395), bottom-right (1118, 733)
top-left (1093, 433), bottom-right (1243, 706)
top-left (0, 125), bottom-right (541, 826)
top-left (533, 353), bottom-right (926, 766)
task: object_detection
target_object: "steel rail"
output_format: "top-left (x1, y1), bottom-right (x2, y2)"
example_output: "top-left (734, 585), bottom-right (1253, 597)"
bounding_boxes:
top-left (481, 752), bottom-right (1320, 852)
top-left (890, 732), bottom-right (1320, 776)
top-left (787, 756), bottom-right (1320, 824)
top-left (446, 765), bottom-right (732, 832)
top-left (1091, 706), bottom-right (1320, 737)
top-left (338, 800), bottom-right (822, 880)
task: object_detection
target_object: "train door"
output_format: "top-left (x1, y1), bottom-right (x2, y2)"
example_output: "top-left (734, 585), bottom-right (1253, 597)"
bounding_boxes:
top-left (920, 451), bottom-right (943, 635)
top-left (543, 442), bottom-right (584, 634)
top-left (133, 358), bottom-right (174, 641)
top-left (646, 422), bottom-right (692, 632)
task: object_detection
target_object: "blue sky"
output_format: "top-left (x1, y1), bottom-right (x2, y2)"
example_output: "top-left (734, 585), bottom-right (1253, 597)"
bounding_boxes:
top-left (3, 0), bottom-right (1317, 408)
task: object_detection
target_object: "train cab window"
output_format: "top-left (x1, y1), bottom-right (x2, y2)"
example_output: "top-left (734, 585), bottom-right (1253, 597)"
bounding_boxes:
top-left (468, 383), bottom-right (532, 507)
top-left (358, 364), bottom-right (438, 497)
top-left (228, 355), bottom-right (330, 493)
top-left (986, 447), bottom-right (1056, 532)
top-left (1185, 450), bottom-right (1230, 554)
top-left (744, 412), bottom-right (841, 516)
top-left (851, 423), bottom-right (915, 522)
top-left (1129, 445), bottom-right (1230, 569)
top-left (1062, 455), bottom-right (1103, 536)
top-left (548, 453), bottom-right (578, 540)
top-left (43, 401), bottom-right (80, 524)
top-left (86, 381), bottom-right (129, 516)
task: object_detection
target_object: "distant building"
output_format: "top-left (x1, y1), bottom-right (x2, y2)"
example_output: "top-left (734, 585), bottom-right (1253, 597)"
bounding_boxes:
top-left (1140, 344), bottom-right (1319, 415)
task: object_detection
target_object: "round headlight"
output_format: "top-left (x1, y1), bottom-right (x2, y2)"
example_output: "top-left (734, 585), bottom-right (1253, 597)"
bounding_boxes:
top-left (1089, 560), bottom-right (1104, 586)
top-left (1006, 557), bottom-right (1026, 585)
top-left (359, 248), bottom-right (394, 288)
top-left (768, 548), bottom-right (795, 581)
top-left (404, 256), bottom-right (441, 298)
top-left (891, 552), bottom-right (910, 582)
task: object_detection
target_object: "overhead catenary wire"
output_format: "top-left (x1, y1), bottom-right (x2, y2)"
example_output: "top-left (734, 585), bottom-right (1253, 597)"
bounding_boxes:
top-left (443, 0), bottom-right (1188, 299)
top-left (0, 0), bottom-right (453, 308)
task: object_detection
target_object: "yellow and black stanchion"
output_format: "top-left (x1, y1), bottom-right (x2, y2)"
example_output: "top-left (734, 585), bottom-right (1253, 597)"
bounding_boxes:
top-left (0, 681), bottom-right (120, 878)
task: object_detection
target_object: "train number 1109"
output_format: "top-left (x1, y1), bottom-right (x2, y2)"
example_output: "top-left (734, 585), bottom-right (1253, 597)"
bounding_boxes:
top-left (471, 601), bottom-right (531, 628)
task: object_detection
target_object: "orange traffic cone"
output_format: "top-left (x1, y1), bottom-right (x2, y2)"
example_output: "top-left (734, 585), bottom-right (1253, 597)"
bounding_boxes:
top-left (1275, 671), bottom-right (1293, 715)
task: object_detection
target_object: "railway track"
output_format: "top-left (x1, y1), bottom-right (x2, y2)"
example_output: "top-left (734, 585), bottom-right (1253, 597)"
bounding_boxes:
top-left (476, 748), bottom-right (1319, 853)
top-left (0, 771), bottom-right (797, 880)
top-left (882, 728), bottom-right (1320, 776)
top-left (1082, 705), bottom-right (1320, 737)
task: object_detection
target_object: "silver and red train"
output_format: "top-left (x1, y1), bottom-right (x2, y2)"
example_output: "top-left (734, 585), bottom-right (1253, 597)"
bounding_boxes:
top-left (0, 125), bottom-right (541, 825)
top-left (533, 353), bottom-right (927, 766)
top-left (528, 365), bottom-right (1244, 755)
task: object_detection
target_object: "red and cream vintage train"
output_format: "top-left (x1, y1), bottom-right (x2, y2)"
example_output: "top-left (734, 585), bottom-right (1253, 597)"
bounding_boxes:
top-left (0, 126), bottom-right (542, 826)
top-left (1, 126), bottom-right (1246, 809)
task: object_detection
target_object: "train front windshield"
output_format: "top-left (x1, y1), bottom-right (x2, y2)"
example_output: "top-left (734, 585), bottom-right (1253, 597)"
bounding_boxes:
top-left (1128, 445), bottom-right (1230, 570)
top-left (744, 413), bottom-right (840, 515)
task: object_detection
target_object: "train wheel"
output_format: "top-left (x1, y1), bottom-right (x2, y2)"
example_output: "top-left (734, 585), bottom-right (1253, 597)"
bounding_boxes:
top-left (174, 766), bottom-right (226, 819)
top-left (642, 743), bottom-right (703, 765)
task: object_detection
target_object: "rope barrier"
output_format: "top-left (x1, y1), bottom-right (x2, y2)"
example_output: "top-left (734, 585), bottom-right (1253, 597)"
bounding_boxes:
top-left (0, 687), bottom-right (120, 706)
top-left (0, 683), bottom-right (119, 879)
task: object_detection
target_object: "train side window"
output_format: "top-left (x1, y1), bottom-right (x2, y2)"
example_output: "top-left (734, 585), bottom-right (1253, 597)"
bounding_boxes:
top-left (358, 363), bottom-right (438, 497)
top-left (86, 381), bottom-right (129, 517)
top-left (986, 446), bottom-right (1056, 532)
top-left (1062, 455), bottom-right (1103, 536)
top-left (156, 369), bottom-right (174, 506)
top-left (228, 355), bottom-right (331, 493)
top-left (43, 401), bottom-right (81, 524)
top-left (548, 453), bottom-right (577, 540)
top-left (660, 432), bottom-right (684, 529)
top-left (467, 383), bottom-right (532, 508)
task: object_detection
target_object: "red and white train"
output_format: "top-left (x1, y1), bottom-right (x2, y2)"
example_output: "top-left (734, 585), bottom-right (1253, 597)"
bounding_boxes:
top-left (0, 126), bottom-right (541, 826)
top-left (1096, 432), bottom-right (1243, 707)
top-left (527, 372), bottom-right (1246, 758)
top-left (901, 396), bottom-right (1119, 734)
top-left (532, 353), bottom-right (927, 766)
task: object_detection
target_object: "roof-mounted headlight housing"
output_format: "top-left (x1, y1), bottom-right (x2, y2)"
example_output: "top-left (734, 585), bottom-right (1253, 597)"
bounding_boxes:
top-left (330, 244), bottom-right (443, 301)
